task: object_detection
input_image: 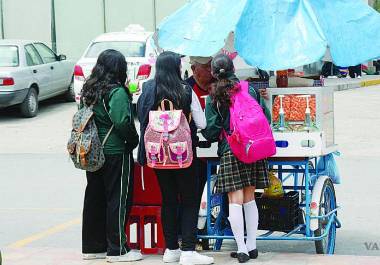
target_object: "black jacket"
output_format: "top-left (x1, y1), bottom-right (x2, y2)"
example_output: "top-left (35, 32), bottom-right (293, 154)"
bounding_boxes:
top-left (136, 79), bottom-right (197, 166)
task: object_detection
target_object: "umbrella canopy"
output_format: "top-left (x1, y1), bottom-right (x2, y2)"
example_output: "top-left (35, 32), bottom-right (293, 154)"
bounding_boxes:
top-left (157, 0), bottom-right (247, 56)
top-left (156, 0), bottom-right (380, 70)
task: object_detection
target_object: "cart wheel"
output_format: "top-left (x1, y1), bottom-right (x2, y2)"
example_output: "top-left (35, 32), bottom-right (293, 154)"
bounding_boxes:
top-left (315, 178), bottom-right (337, 254)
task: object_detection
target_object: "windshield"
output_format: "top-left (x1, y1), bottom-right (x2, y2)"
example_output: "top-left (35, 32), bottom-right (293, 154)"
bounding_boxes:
top-left (0, 46), bottom-right (19, 67)
top-left (85, 41), bottom-right (146, 58)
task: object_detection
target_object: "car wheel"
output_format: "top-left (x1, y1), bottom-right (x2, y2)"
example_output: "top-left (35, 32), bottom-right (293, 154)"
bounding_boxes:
top-left (64, 79), bottom-right (75, 102)
top-left (20, 87), bottom-right (38, 118)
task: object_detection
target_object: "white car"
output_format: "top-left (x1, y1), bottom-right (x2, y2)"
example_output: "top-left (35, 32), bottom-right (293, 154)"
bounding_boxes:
top-left (0, 40), bottom-right (75, 117)
top-left (74, 25), bottom-right (158, 105)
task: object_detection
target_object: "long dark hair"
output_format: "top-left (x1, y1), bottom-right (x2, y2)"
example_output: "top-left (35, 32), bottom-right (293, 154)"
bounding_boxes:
top-left (155, 51), bottom-right (187, 109)
top-left (210, 53), bottom-right (237, 108)
top-left (81, 49), bottom-right (129, 106)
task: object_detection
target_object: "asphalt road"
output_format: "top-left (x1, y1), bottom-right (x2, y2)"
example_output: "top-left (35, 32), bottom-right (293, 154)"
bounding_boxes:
top-left (1, 86), bottom-right (380, 256)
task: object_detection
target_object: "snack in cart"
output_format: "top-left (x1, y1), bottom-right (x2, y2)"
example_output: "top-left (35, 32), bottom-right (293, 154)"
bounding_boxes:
top-left (272, 95), bottom-right (316, 123)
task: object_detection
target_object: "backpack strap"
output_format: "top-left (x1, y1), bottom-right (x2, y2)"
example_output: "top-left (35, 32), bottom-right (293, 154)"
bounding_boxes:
top-left (216, 101), bottom-right (224, 121)
top-left (216, 101), bottom-right (231, 141)
top-left (183, 84), bottom-right (194, 123)
top-left (158, 99), bottom-right (174, 111)
top-left (101, 97), bottom-right (114, 147)
top-left (157, 85), bottom-right (193, 123)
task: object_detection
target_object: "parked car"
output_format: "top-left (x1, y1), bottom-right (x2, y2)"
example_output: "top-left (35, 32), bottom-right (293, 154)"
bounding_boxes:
top-left (74, 25), bottom-right (158, 105)
top-left (0, 40), bottom-right (75, 117)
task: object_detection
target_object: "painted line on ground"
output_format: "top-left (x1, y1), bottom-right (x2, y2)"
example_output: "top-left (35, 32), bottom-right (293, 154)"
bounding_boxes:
top-left (7, 217), bottom-right (81, 248)
top-left (0, 208), bottom-right (80, 212)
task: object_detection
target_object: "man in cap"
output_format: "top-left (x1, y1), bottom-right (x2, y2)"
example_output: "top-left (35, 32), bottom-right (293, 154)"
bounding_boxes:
top-left (186, 56), bottom-right (216, 109)
top-left (184, 56), bottom-right (215, 250)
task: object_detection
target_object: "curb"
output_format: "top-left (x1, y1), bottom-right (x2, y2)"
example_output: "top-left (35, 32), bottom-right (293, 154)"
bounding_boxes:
top-left (361, 79), bottom-right (380, 87)
top-left (332, 78), bottom-right (380, 91)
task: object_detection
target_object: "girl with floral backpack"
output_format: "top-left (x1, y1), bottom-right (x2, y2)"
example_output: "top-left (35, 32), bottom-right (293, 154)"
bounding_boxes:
top-left (78, 50), bottom-right (141, 263)
top-left (137, 51), bottom-right (214, 265)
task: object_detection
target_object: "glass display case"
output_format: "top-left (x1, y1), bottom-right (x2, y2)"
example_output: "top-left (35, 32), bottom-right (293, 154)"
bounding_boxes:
top-left (265, 86), bottom-right (337, 157)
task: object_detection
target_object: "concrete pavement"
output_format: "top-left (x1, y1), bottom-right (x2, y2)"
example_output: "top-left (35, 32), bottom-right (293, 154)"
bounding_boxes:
top-left (3, 247), bottom-right (380, 265)
top-left (1, 82), bottom-right (380, 265)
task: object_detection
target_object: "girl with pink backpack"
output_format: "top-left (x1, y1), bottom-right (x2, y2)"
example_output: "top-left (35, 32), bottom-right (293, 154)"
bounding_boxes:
top-left (202, 54), bottom-right (275, 263)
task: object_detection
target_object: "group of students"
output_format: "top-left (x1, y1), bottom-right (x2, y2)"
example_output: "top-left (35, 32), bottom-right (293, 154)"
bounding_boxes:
top-left (79, 49), bottom-right (270, 264)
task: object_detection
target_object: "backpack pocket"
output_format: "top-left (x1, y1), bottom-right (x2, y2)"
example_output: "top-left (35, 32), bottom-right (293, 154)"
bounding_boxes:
top-left (228, 133), bottom-right (276, 163)
top-left (146, 142), bottom-right (164, 166)
top-left (168, 142), bottom-right (189, 167)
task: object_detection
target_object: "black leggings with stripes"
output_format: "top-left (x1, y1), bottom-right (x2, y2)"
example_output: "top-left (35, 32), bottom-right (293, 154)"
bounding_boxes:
top-left (82, 153), bottom-right (134, 256)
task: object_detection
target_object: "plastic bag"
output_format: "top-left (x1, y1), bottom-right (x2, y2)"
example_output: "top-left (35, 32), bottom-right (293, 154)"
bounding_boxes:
top-left (263, 171), bottom-right (284, 198)
top-left (197, 176), bottom-right (217, 230)
top-left (317, 152), bottom-right (341, 184)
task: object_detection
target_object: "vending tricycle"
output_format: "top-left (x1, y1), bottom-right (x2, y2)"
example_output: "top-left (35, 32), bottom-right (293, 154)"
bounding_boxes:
top-left (197, 84), bottom-right (341, 254)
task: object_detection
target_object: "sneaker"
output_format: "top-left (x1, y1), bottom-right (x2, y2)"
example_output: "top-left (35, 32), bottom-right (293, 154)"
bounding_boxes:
top-left (179, 251), bottom-right (214, 265)
top-left (163, 248), bottom-right (181, 263)
top-left (106, 250), bottom-right (143, 263)
top-left (83, 252), bottom-right (107, 260)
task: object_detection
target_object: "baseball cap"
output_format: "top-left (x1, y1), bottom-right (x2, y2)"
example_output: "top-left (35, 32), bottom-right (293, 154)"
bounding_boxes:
top-left (189, 56), bottom-right (212, 65)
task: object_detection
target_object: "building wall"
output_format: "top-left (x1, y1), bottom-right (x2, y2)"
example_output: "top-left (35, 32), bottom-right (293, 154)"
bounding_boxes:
top-left (0, 0), bottom-right (3, 38)
top-left (3, 0), bottom-right (51, 44)
top-left (105, 0), bottom-right (154, 32)
top-left (155, 0), bottom-right (188, 23)
top-left (55, 0), bottom-right (104, 60)
top-left (0, 0), bottom-right (187, 60)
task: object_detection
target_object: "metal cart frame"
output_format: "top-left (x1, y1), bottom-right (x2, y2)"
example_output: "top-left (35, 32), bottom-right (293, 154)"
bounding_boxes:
top-left (198, 154), bottom-right (342, 254)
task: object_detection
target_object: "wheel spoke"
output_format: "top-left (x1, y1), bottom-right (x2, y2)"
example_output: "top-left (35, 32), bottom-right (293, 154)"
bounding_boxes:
top-left (29, 94), bottom-right (37, 112)
top-left (315, 180), bottom-right (337, 254)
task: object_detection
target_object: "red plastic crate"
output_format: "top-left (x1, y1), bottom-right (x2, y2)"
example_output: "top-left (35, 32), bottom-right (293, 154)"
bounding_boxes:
top-left (133, 164), bottom-right (162, 205)
top-left (126, 206), bottom-right (165, 255)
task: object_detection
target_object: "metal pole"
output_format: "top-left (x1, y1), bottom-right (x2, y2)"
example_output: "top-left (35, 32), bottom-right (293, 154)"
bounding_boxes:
top-left (102, 0), bottom-right (107, 33)
top-left (0, 0), bottom-right (4, 39)
top-left (152, 0), bottom-right (157, 30)
top-left (51, 0), bottom-right (57, 52)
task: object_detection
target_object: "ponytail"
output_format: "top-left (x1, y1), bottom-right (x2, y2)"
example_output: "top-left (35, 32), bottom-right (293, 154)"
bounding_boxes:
top-left (210, 54), bottom-right (237, 108)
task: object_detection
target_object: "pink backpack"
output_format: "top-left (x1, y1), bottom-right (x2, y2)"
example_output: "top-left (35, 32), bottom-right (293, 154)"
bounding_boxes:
top-left (224, 81), bottom-right (276, 163)
top-left (144, 99), bottom-right (193, 169)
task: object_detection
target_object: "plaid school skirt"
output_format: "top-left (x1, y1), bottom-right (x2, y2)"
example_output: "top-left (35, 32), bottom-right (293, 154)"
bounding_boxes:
top-left (216, 151), bottom-right (270, 194)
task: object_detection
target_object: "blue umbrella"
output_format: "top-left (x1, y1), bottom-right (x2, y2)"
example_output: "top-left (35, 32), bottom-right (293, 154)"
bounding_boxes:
top-left (157, 0), bottom-right (380, 70)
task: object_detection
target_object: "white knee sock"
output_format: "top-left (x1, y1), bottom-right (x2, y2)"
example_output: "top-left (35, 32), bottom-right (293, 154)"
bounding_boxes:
top-left (228, 203), bottom-right (248, 254)
top-left (243, 200), bottom-right (258, 251)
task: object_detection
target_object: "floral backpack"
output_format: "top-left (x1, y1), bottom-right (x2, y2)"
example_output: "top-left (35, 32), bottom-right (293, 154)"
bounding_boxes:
top-left (144, 99), bottom-right (193, 169)
top-left (67, 99), bottom-right (113, 172)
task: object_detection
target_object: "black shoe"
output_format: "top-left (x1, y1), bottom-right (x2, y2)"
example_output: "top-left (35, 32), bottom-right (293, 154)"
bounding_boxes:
top-left (248, 249), bottom-right (258, 259)
top-left (231, 249), bottom-right (258, 259)
top-left (237, 253), bottom-right (250, 263)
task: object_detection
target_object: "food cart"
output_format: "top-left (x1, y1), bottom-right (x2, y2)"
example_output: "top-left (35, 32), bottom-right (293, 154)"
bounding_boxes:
top-left (197, 84), bottom-right (340, 254)
top-left (145, 0), bottom-right (380, 255)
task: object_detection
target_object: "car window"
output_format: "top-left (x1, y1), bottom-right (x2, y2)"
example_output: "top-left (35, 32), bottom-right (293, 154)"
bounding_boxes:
top-left (85, 41), bottom-right (146, 58)
top-left (34, 43), bottom-right (57, 64)
top-left (0, 46), bottom-right (19, 67)
top-left (25, 45), bottom-right (43, 66)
